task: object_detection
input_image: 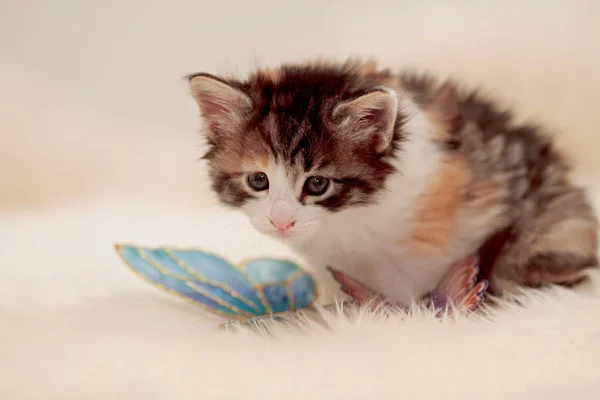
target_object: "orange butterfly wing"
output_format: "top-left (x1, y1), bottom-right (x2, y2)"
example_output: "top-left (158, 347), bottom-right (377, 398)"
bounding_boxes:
top-left (436, 253), bottom-right (480, 303)
top-left (327, 266), bottom-right (389, 309)
top-left (436, 253), bottom-right (488, 312)
top-left (454, 280), bottom-right (488, 312)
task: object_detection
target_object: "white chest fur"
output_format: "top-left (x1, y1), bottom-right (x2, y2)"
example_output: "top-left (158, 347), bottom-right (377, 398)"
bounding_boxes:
top-left (294, 222), bottom-right (456, 304)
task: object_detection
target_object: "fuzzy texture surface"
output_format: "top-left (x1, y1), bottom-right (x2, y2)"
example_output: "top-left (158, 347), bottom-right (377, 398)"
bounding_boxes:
top-left (2, 204), bottom-right (600, 399)
top-left (3, 0), bottom-right (600, 399)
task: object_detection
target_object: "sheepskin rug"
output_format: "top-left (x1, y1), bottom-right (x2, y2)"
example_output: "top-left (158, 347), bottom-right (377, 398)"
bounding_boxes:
top-left (2, 1), bottom-right (600, 398)
top-left (2, 204), bottom-right (600, 399)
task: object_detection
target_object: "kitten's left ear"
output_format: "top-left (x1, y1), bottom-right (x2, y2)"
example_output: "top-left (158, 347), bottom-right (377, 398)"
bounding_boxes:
top-left (333, 87), bottom-right (398, 153)
top-left (188, 73), bottom-right (253, 137)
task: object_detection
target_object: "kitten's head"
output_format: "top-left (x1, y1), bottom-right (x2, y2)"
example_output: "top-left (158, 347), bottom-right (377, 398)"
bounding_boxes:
top-left (188, 61), bottom-right (404, 242)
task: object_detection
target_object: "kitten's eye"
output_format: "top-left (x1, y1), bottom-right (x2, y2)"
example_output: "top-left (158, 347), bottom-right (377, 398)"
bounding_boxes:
top-left (304, 176), bottom-right (330, 196)
top-left (247, 172), bottom-right (269, 191)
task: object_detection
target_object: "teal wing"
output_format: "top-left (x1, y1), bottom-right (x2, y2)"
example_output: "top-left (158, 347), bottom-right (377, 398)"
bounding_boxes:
top-left (116, 245), bottom-right (266, 318)
top-left (241, 259), bottom-right (317, 313)
top-left (165, 248), bottom-right (269, 315)
top-left (115, 245), bottom-right (318, 319)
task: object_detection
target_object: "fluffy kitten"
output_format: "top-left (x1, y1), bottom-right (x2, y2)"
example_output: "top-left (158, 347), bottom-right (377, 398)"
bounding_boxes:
top-left (187, 60), bottom-right (598, 305)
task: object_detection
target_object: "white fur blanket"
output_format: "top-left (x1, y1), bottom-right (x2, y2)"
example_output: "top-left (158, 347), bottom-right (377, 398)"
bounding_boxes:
top-left (2, 1), bottom-right (600, 398)
top-left (2, 204), bottom-right (600, 399)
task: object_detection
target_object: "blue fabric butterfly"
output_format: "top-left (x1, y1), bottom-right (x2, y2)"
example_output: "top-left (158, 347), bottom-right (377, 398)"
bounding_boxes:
top-left (116, 244), bottom-right (488, 330)
top-left (115, 244), bottom-right (319, 320)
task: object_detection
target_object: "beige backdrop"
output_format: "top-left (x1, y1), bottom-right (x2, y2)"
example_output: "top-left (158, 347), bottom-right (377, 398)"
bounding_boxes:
top-left (2, 0), bottom-right (599, 213)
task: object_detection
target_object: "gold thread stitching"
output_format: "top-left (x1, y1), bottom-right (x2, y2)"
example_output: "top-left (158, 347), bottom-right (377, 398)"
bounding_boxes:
top-left (113, 244), bottom-right (244, 320)
top-left (230, 257), bottom-right (273, 315)
top-left (284, 270), bottom-right (303, 311)
top-left (137, 248), bottom-right (255, 318)
top-left (184, 281), bottom-right (254, 318)
top-left (163, 247), bottom-right (263, 313)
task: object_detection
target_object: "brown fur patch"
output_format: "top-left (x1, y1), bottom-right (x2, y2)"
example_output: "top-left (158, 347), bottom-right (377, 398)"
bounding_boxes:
top-left (525, 254), bottom-right (595, 287)
top-left (408, 156), bottom-right (471, 256)
top-left (533, 218), bottom-right (597, 257)
top-left (464, 179), bottom-right (507, 231)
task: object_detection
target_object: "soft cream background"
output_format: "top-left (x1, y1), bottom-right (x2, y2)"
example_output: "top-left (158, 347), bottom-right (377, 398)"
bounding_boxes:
top-left (2, 1), bottom-right (600, 398)
top-left (2, 0), bottom-right (600, 211)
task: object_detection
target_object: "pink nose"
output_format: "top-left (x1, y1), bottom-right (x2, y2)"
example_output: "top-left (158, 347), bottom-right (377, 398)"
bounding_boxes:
top-left (270, 217), bottom-right (296, 232)
top-left (270, 201), bottom-right (296, 233)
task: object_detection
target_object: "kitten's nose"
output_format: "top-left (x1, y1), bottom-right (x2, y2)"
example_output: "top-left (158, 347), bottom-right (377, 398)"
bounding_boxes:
top-left (269, 201), bottom-right (297, 233)
top-left (270, 217), bottom-right (296, 232)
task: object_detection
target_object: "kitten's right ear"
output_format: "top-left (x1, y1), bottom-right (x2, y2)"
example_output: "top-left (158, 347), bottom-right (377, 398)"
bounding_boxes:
top-left (333, 87), bottom-right (398, 153)
top-left (188, 73), bottom-right (253, 137)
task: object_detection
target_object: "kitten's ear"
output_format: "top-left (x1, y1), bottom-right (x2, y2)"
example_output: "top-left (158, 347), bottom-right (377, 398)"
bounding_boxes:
top-left (333, 87), bottom-right (398, 153)
top-left (188, 74), bottom-right (253, 137)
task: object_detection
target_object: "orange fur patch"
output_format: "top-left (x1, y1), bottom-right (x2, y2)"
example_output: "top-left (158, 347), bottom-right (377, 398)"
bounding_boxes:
top-left (357, 61), bottom-right (377, 75)
top-left (407, 156), bottom-right (471, 256)
top-left (256, 67), bottom-right (281, 84)
top-left (258, 153), bottom-right (270, 170)
top-left (422, 82), bottom-right (460, 143)
top-left (424, 108), bottom-right (453, 142)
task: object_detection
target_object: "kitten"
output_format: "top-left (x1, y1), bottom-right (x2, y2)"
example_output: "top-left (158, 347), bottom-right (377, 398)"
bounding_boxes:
top-left (186, 60), bottom-right (598, 305)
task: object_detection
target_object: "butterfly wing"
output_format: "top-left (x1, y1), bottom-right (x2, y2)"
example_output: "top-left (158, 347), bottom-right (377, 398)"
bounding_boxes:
top-left (286, 273), bottom-right (317, 310)
top-left (435, 252), bottom-right (489, 313)
top-left (116, 244), bottom-right (319, 319)
top-left (165, 248), bottom-right (270, 315)
top-left (436, 253), bottom-right (480, 304)
top-left (242, 259), bottom-right (318, 314)
top-left (116, 244), bottom-right (266, 318)
top-left (454, 280), bottom-right (488, 312)
top-left (327, 266), bottom-right (392, 310)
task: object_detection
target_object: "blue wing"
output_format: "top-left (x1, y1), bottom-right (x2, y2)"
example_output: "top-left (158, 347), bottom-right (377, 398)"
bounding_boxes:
top-left (115, 244), bottom-right (318, 319)
top-left (164, 248), bottom-right (269, 314)
top-left (286, 273), bottom-right (316, 310)
top-left (243, 259), bottom-right (300, 283)
top-left (243, 259), bottom-right (317, 312)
